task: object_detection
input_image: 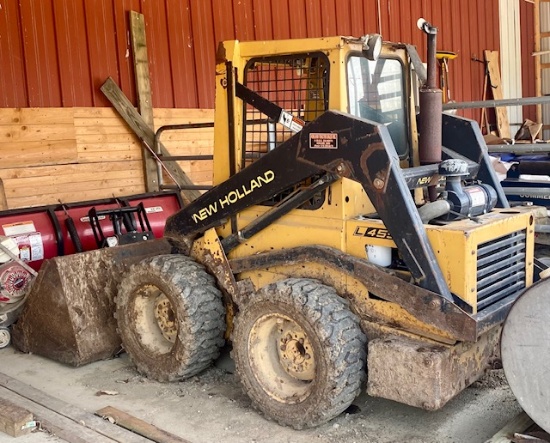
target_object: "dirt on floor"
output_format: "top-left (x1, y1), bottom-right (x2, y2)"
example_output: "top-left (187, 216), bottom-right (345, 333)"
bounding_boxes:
top-left (0, 343), bottom-right (524, 443)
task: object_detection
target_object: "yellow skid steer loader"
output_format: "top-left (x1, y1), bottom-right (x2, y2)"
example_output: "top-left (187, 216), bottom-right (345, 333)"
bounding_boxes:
top-left (13, 20), bottom-right (548, 430)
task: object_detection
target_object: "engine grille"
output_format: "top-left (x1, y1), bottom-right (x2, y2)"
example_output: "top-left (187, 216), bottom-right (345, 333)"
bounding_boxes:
top-left (477, 230), bottom-right (526, 311)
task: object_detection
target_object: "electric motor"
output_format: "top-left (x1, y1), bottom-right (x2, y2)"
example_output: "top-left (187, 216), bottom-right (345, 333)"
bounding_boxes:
top-left (439, 159), bottom-right (497, 220)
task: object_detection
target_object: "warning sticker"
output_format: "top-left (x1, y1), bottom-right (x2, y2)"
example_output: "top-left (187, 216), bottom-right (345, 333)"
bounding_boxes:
top-left (279, 111), bottom-right (305, 133)
top-left (11, 233), bottom-right (44, 262)
top-left (2, 221), bottom-right (36, 237)
top-left (309, 133), bottom-right (338, 150)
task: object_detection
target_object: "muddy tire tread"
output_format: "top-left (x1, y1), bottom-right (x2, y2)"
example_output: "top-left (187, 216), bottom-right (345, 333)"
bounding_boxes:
top-left (232, 277), bottom-right (366, 429)
top-left (116, 254), bottom-right (225, 382)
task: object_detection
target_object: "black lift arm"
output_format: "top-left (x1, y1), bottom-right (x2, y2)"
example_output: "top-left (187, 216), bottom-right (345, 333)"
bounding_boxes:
top-left (165, 110), bottom-right (454, 300)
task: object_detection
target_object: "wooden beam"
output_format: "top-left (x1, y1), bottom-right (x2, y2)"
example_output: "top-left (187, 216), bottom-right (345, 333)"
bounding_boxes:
top-left (96, 406), bottom-right (192, 443)
top-left (485, 411), bottom-right (534, 443)
top-left (0, 373), bottom-right (150, 443)
top-left (0, 179), bottom-right (8, 210)
top-left (100, 77), bottom-right (201, 203)
top-left (130, 11), bottom-right (158, 193)
top-left (0, 387), bottom-right (112, 443)
top-left (484, 50), bottom-right (511, 139)
top-left (0, 398), bottom-right (34, 437)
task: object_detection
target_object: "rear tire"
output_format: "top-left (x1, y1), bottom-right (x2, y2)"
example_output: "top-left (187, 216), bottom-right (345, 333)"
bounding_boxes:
top-left (116, 254), bottom-right (225, 382)
top-left (232, 278), bottom-right (366, 429)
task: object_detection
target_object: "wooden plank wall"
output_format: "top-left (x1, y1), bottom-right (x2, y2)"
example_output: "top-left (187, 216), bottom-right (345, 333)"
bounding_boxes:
top-left (0, 108), bottom-right (214, 209)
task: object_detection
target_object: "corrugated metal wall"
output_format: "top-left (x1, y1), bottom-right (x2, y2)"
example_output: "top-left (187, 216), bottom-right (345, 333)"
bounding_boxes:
top-left (538, 0), bottom-right (550, 136)
top-left (1, 0), bottom-right (509, 121)
top-left (520, 0), bottom-right (537, 122)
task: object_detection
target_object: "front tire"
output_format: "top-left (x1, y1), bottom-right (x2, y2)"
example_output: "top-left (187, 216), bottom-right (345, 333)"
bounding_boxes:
top-left (116, 254), bottom-right (225, 382)
top-left (232, 278), bottom-right (366, 429)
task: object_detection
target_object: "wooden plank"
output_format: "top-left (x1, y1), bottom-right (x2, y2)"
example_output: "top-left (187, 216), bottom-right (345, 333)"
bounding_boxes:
top-left (5, 176), bottom-right (143, 199)
top-left (130, 10), bottom-right (158, 193)
top-left (77, 141), bottom-right (141, 153)
top-left (0, 140), bottom-right (77, 168)
top-left (1, 124), bottom-right (75, 142)
top-left (0, 161), bottom-right (143, 180)
top-left (0, 386), bottom-right (140, 443)
top-left (100, 77), bottom-right (201, 202)
top-left (4, 168), bottom-right (141, 190)
top-left (153, 108), bottom-right (214, 122)
top-left (484, 50), bottom-right (511, 139)
top-left (73, 107), bottom-right (213, 121)
top-left (186, 171), bottom-right (213, 184)
top-left (0, 108), bottom-right (74, 125)
top-left (77, 151), bottom-right (143, 164)
top-left (486, 411), bottom-right (534, 443)
top-left (1, 388), bottom-right (107, 443)
top-left (158, 133), bottom-right (214, 143)
top-left (76, 133), bottom-right (139, 144)
top-left (96, 406), bottom-right (192, 443)
top-left (0, 397), bottom-right (34, 437)
top-left (73, 107), bottom-right (121, 118)
top-left (0, 179), bottom-right (8, 210)
top-left (10, 186), bottom-right (145, 208)
top-left (74, 117), bottom-right (133, 128)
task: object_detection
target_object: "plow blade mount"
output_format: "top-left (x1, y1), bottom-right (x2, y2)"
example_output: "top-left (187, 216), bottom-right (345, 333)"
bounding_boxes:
top-left (12, 239), bottom-right (171, 366)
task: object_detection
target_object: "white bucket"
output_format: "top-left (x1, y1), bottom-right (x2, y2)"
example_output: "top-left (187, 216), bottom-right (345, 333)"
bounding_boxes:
top-left (366, 244), bottom-right (392, 267)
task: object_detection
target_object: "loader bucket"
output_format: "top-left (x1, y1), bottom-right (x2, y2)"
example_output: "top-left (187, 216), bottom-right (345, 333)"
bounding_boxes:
top-left (12, 239), bottom-right (172, 366)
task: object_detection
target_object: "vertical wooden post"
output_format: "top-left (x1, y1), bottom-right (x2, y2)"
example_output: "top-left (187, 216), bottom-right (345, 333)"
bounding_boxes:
top-left (484, 50), bottom-right (511, 139)
top-left (130, 11), bottom-right (159, 192)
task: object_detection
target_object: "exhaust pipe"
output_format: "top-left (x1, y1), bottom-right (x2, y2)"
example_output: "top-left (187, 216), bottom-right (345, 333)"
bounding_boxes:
top-left (417, 18), bottom-right (443, 201)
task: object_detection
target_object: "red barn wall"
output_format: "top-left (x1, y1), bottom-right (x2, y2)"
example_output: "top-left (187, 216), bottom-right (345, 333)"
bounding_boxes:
top-left (1, 0), bottom-right (504, 119)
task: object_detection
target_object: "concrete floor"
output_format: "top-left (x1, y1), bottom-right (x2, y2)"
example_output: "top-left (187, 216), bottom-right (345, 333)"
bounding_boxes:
top-left (0, 344), bottom-right (525, 443)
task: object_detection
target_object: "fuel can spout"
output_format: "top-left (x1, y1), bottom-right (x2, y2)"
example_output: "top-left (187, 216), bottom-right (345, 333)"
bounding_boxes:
top-left (417, 18), bottom-right (443, 200)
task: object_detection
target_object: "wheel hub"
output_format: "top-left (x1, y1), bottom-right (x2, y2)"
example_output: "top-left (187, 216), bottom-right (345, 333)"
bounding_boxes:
top-left (248, 313), bottom-right (316, 404)
top-left (278, 329), bottom-right (314, 381)
top-left (154, 295), bottom-right (177, 343)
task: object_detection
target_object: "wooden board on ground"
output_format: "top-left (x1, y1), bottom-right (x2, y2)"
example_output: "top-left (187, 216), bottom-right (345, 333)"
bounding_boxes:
top-left (96, 406), bottom-right (192, 443)
top-left (486, 411), bottom-right (533, 442)
top-left (0, 397), bottom-right (34, 437)
top-left (0, 373), bottom-right (151, 443)
top-left (484, 50), bottom-right (511, 139)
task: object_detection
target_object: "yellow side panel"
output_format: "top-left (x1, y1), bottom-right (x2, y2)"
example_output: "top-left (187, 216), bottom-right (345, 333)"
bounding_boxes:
top-left (426, 208), bottom-right (535, 309)
top-left (224, 207), bottom-right (345, 258)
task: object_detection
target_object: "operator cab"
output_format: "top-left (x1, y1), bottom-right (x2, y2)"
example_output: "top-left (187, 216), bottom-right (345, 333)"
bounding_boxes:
top-left (347, 55), bottom-right (409, 158)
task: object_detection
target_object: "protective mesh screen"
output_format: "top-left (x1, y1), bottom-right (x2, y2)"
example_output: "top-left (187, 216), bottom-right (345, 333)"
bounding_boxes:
top-left (242, 53), bottom-right (330, 168)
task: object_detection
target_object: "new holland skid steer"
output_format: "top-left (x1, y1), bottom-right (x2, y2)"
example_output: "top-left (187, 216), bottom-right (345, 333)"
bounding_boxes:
top-left (12, 20), bottom-right (549, 430)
